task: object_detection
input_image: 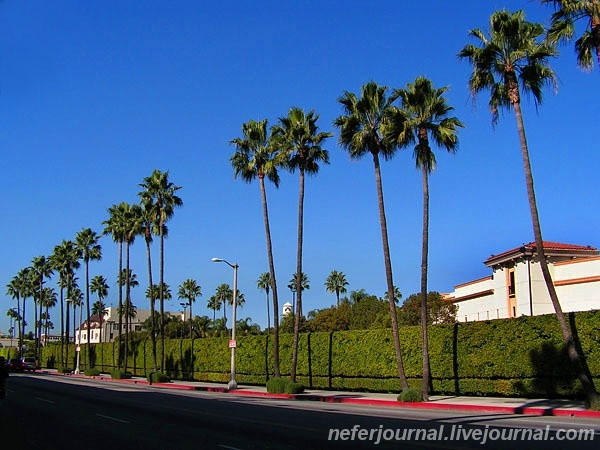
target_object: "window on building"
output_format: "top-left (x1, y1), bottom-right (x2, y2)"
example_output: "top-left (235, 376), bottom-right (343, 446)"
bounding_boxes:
top-left (508, 269), bottom-right (516, 297)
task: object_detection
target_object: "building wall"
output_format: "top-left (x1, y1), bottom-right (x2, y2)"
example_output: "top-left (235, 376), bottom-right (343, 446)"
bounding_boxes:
top-left (453, 257), bottom-right (600, 322)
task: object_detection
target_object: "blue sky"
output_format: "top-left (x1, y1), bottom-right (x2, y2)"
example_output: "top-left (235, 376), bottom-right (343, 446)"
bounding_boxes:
top-left (1, 1), bottom-right (598, 334)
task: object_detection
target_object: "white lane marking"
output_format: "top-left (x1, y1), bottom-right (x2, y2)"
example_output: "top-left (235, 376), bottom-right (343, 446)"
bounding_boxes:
top-left (96, 413), bottom-right (130, 424)
top-left (35, 397), bottom-right (55, 404)
top-left (218, 446), bottom-right (244, 450)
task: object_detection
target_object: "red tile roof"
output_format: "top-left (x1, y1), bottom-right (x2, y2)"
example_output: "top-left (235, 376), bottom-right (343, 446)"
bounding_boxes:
top-left (484, 241), bottom-right (598, 266)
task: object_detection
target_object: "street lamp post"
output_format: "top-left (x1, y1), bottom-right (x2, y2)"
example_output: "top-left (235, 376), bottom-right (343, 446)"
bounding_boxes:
top-left (211, 257), bottom-right (238, 390)
top-left (65, 298), bottom-right (71, 370)
top-left (179, 303), bottom-right (188, 339)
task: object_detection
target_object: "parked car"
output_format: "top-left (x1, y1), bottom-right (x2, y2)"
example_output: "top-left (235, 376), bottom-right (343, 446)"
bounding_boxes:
top-left (20, 357), bottom-right (37, 372)
top-left (6, 358), bottom-right (24, 372)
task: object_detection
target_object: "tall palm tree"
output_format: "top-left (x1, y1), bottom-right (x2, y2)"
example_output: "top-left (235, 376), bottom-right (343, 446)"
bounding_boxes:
top-left (541, 0), bottom-right (600, 71)
top-left (6, 269), bottom-right (29, 357)
top-left (31, 256), bottom-right (53, 361)
top-left (231, 119), bottom-right (283, 378)
top-left (207, 294), bottom-right (220, 325)
top-left (215, 283), bottom-right (232, 325)
top-left (140, 200), bottom-right (159, 372)
top-left (272, 107), bottom-right (332, 382)
top-left (139, 169), bottom-right (183, 370)
top-left (118, 268), bottom-right (139, 371)
top-left (459, 9), bottom-right (598, 407)
top-left (103, 203), bottom-right (128, 368)
top-left (90, 275), bottom-right (109, 344)
top-left (324, 270), bottom-right (349, 307)
top-left (389, 75), bottom-right (464, 400)
top-left (177, 279), bottom-right (202, 339)
top-left (334, 81), bottom-right (409, 391)
top-left (50, 240), bottom-right (81, 367)
top-left (75, 227), bottom-right (102, 368)
top-left (383, 286), bottom-right (402, 304)
top-left (257, 272), bottom-right (272, 335)
top-left (91, 299), bottom-right (108, 368)
top-left (288, 272), bottom-right (310, 315)
top-left (40, 287), bottom-right (57, 343)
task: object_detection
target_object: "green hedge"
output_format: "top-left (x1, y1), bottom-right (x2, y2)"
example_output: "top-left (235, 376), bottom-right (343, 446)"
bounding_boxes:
top-left (39, 310), bottom-right (600, 398)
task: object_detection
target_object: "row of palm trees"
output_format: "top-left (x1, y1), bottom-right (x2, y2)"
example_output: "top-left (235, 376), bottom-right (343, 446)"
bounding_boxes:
top-left (230, 6), bottom-right (598, 405)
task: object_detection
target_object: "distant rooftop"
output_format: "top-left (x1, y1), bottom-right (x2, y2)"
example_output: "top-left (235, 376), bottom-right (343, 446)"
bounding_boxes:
top-left (484, 241), bottom-right (598, 267)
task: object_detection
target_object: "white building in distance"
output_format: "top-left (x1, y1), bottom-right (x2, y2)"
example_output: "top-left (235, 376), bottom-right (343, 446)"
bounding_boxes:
top-left (444, 241), bottom-right (600, 322)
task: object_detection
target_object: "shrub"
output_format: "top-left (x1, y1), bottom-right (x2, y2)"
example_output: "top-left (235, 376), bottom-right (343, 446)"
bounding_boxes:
top-left (110, 370), bottom-right (132, 379)
top-left (84, 368), bottom-right (101, 377)
top-left (397, 388), bottom-right (422, 402)
top-left (148, 371), bottom-right (170, 383)
top-left (266, 378), bottom-right (305, 394)
top-left (589, 396), bottom-right (600, 411)
top-left (58, 367), bottom-right (71, 374)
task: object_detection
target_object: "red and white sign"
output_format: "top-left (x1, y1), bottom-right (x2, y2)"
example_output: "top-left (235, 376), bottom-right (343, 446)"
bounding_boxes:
top-left (228, 340), bottom-right (237, 348)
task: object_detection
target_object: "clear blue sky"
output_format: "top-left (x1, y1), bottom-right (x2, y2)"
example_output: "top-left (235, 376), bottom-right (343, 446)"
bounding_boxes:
top-left (1, 1), bottom-right (598, 334)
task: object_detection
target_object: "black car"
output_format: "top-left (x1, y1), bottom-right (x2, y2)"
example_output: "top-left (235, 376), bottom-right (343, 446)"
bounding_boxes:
top-left (6, 358), bottom-right (25, 372)
top-left (20, 357), bottom-right (38, 372)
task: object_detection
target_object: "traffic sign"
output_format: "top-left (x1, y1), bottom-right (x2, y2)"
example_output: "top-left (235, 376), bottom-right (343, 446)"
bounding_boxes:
top-left (228, 340), bottom-right (237, 348)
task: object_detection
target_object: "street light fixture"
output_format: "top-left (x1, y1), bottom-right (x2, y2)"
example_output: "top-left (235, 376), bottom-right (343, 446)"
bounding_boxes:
top-left (211, 257), bottom-right (238, 390)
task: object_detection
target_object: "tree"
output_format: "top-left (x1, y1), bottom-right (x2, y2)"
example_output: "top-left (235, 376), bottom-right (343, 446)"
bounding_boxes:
top-left (383, 286), bottom-right (402, 304)
top-left (257, 272), bottom-right (272, 336)
top-left (398, 292), bottom-right (457, 326)
top-left (459, 9), bottom-right (598, 407)
top-left (31, 256), bottom-right (53, 361)
top-left (207, 294), bottom-right (220, 324)
top-left (214, 283), bottom-right (232, 325)
top-left (90, 275), bottom-right (109, 345)
top-left (324, 270), bottom-right (349, 307)
top-left (50, 240), bottom-right (81, 366)
top-left (231, 119), bottom-right (284, 378)
top-left (103, 203), bottom-right (128, 368)
top-left (334, 81), bottom-right (409, 391)
top-left (75, 227), bottom-right (102, 368)
top-left (139, 169), bottom-right (183, 370)
top-left (288, 272), bottom-right (310, 315)
top-left (6, 269), bottom-right (29, 356)
top-left (541, 0), bottom-right (600, 71)
top-left (118, 268), bottom-right (139, 370)
top-left (272, 107), bottom-right (331, 383)
top-left (140, 199), bottom-right (159, 372)
top-left (39, 287), bottom-right (57, 343)
top-left (389, 75), bottom-right (464, 400)
top-left (177, 279), bottom-right (202, 339)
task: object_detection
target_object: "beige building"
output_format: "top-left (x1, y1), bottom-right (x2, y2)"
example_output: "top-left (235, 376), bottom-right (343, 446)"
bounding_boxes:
top-left (444, 241), bottom-right (600, 322)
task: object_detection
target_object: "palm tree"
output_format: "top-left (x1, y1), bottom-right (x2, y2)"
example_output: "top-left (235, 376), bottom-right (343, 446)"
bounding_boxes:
top-left (91, 299), bottom-right (108, 369)
top-left (334, 81), bottom-right (409, 391)
top-left (139, 169), bottom-right (183, 370)
top-left (75, 227), bottom-right (102, 368)
top-left (103, 203), bottom-right (127, 368)
top-left (459, 9), bottom-right (598, 407)
top-left (288, 272), bottom-right (310, 315)
top-left (177, 279), bottom-right (202, 339)
top-left (541, 0), bottom-right (600, 71)
top-left (207, 294), bottom-right (221, 325)
top-left (389, 75), bottom-right (464, 401)
top-left (324, 270), bottom-right (349, 307)
top-left (140, 200), bottom-right (159, 372)
top-left (90, 275), bottom-right (109, 343)
top-left (6, 269), bottom-right (29, 356)
top-left (257, 272), bottom-right (272, 335)
top-left (40, 287), bottom-right (57, 345)
top-left (383, 286), bottom-right (402, 304)
top-left (231, 118), bottom-right (284, 378)
top-left (118, 268), bottom-right (139, 371)
top-left (51, 240), bottom-right (81, 366)
top-left (215, 283), bottom-right (232, 325)
top-left (31, 256), bottom-right (53, 361)
top-left (272, 107), bottom-right (332, 383)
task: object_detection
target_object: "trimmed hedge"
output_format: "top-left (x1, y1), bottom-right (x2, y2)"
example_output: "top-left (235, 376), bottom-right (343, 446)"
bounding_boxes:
top-left (40, 310), bottom-right (600, 398)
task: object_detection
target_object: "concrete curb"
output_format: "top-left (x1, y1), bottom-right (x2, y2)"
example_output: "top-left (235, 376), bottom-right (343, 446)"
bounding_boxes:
top-left (43, 371), bottom-right (600, 418)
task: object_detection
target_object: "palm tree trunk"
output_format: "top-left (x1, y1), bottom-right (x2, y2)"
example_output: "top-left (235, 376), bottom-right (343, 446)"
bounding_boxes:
top-left (513, 100), bottom-right (598, 406)
top-left (117, 240), bottom-right (123, 370)
top-left (159, 227), bottom-right (165, 371)
top-left (290, 168), bottom-right (305, 383)
top-left (59, 288), bottom-right (64, 367)
top-left (85, 260), bottom-right (92, 368)
top-left (420, 166), bottom-right (431, 401)
top-left (373, 151), bottom-right (409, 391)
top-left (259, 175), bottom-right (281, 378)
top-left (146, 237), bottom-right (158, 372)
top-left (124, 243), bottom-right (131, 372)
top-left (21, 297), bottom-right (26, 358)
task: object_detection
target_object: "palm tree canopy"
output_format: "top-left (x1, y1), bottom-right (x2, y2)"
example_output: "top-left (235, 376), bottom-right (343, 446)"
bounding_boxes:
top-left (177, 279), bottom-right (202, 304)
top-left (92, 300), bottom-right (108, 318)
top-left (541, 0), bottom-right (600, 71)
top-left (138, 169), bottom-right (183, 228)
top-left (458, 9), bottom-right (558, 125)
top-left (75, 228), bottom-right (102, 263)
top-left (288, 272), bottom-right (310, 292)
top-left (388, 76), bottom-right (464, 172)
top-left (272, 107), bottom-right (332, 174)
top-left (90, 275), bottom-right (109, 300)
top-left (324, 270), bottom-right (349, 296)
top-left (334, 81), bottom-right (400, 160)
top-left (230, 119), bottom-right (281, 187)
top-left (257, 272), bottom-right (271, 295)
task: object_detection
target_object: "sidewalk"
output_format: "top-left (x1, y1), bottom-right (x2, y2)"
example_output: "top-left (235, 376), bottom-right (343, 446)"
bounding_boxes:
top-left (42, 370), bottom-right (600, 419)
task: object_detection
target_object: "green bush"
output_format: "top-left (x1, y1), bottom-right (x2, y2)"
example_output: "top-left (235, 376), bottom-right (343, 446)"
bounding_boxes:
top-left (84, 368), bottom-right (101, 376)
top-left (397, 388), bottom-right (422, 402)
top-left (266, 378), bottom-right (305, 394)
top-left (110, 370), bottom-right (132, 379)
top-left (148, 371), bottom-right (170, 383)
top-left (58, 366), bottom-right (71, 374)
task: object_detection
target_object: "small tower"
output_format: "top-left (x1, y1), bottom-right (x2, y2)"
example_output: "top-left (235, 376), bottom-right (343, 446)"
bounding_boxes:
top-left (282, 302), bottom-right (293, 317)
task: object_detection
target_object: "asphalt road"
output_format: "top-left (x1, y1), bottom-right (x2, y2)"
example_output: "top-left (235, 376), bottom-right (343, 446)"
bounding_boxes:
top-left (1, 373), bottom-right (599, 449)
